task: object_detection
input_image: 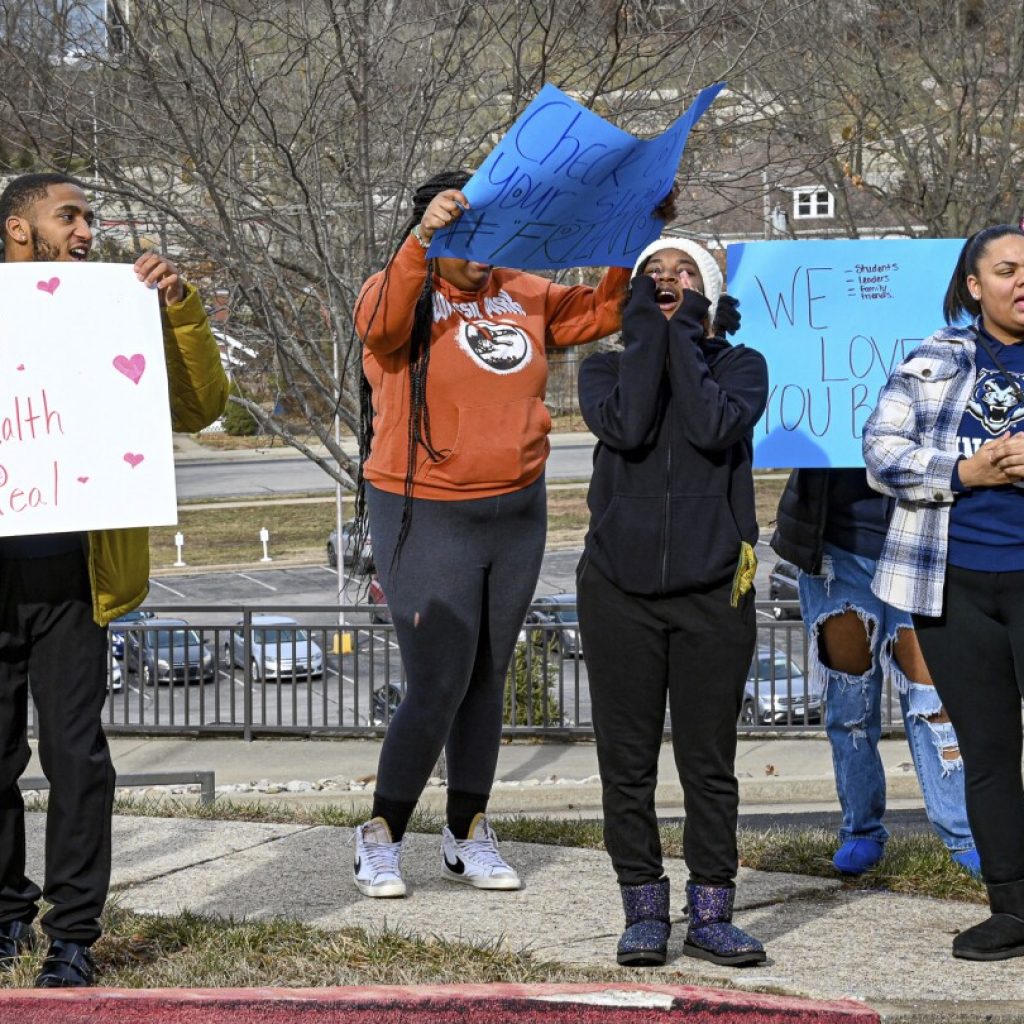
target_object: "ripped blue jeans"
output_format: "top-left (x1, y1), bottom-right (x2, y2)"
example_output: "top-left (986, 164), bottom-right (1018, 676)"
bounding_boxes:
top-left (798, 543), bottom-right (973, 852)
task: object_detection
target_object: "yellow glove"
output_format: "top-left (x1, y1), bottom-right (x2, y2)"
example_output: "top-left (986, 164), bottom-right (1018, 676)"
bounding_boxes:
top-left (730, 541), bottom-right (758, 608)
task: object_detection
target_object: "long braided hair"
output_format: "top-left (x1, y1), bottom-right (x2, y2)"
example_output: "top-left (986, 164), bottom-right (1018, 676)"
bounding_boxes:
top-left (354, 169), bottom-right (472, 579)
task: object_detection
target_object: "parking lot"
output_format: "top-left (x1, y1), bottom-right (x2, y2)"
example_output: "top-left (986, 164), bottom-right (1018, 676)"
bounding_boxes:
top-left (66, 540), bottom-right (848, 737)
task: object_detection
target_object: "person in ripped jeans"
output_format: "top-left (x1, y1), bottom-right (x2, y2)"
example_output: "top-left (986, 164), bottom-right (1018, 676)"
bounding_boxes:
top-left (772, 469), bottom-right (978, 876)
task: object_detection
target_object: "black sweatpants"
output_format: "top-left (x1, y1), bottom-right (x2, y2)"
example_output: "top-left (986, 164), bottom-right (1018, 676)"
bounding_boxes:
top-left (366, 478), bottom-right (546, 805)
top-left (0, 550), bottom-right (114, 944)
top-left (914, 564), bottom-right (1024, 887)
top-left (577, 559), bottom-right (755, 887)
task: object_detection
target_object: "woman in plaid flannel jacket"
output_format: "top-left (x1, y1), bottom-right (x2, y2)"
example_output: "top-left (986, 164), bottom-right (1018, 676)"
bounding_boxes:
top-left (863, 224), bottom-right (1024, 962)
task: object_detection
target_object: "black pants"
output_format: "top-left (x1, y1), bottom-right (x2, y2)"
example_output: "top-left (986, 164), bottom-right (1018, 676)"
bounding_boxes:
top-left (578, 559), bottom-right (755, 887)
top-left (366, 478), bottom-right (546, 804)
top-left (914, 564), bottom-right (1024, 887)
top-left (0, 550), bottom-right (114, 944)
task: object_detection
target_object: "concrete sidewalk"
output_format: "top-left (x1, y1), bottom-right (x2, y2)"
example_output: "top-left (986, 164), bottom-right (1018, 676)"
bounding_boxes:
top-left (24, 733), bottom-right (932, 815)
top-left (14, 806), bottom-right (1021, 1021)
top-left (16, 734), bottom-right (1024, 1021)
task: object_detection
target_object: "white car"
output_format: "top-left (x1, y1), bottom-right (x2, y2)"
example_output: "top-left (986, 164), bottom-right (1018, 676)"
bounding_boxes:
top-left (225, 615), bottom-right (324, 682)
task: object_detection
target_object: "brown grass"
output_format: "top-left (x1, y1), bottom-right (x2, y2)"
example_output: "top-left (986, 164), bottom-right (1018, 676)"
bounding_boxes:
top-left (153, 472), bottom-right (788, 569)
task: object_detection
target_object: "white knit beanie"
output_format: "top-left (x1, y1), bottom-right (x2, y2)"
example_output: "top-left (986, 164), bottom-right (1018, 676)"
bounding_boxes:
top-left (631, 236), bottom-right (722, 322)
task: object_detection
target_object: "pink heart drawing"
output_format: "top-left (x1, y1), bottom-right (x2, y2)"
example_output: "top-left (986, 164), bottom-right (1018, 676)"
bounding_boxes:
top-left (16, 364), bottom-right (24, 371)
top-left (36, 278), bottom-right (60, 295)
top-left (123, 452), bottom-right (145, 468)
top-left (113, 354), bottom-right (146, 385)
top-left (77, 476), bottom-right (89, 484)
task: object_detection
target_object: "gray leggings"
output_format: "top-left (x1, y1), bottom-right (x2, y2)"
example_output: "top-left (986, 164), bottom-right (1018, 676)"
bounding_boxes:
top-left (366, 478), bottom-right (546, 803)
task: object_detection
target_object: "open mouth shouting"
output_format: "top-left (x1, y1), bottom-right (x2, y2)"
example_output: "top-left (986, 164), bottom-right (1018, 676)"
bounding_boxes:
top-left (654, 284), bottom-right (680, 311)
top-left (68, 243), bottom-right (90, 261)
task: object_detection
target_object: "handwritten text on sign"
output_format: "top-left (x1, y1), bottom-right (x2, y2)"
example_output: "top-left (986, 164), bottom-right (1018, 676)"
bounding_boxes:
top-left (429, 82), bottom-right (725, 271)
top-left (726, 239), bottom-right (965, 468)
top-left (0, 263), bottom-right (177, 536)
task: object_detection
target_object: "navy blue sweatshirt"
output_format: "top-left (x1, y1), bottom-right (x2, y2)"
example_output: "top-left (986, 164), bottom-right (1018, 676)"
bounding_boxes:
top-left (578, 275), bottom-right (769, 596)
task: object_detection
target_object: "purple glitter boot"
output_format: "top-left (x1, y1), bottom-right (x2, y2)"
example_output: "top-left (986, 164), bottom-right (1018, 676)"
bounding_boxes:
top-left (617, 877), bottom-right (671, 966)
top-left (683, 882), bottom-right (766, 967)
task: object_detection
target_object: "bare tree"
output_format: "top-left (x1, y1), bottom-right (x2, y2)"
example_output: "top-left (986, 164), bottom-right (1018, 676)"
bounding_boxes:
top-left (1, 0), bottom-right (788, 487)
top-left (731, 0), bottom-right (1024, 239)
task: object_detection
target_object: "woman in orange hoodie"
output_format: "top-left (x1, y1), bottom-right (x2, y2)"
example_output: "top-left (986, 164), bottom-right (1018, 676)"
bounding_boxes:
top-left (350, 170), bottom-right (633, 898)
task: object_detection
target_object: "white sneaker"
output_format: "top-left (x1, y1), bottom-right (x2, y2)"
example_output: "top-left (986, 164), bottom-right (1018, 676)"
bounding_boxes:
top-left (441, 813), bottom-right (522, 890)
top-left (353, 817), bottom-right (406, 898)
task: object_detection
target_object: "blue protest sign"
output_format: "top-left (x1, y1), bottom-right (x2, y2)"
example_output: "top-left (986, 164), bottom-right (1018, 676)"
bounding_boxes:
top-left (727, 238), bottom-right (965, 468)
top-left (428, 82), bottom-right (725, 270)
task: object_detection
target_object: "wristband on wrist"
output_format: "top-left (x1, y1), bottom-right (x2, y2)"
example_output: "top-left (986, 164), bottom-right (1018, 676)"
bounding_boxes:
top-left (411, 224), bottom-right (430, 249)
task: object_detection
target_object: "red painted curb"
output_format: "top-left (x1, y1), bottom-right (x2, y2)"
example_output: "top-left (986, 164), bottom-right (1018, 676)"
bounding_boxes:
top-left (0, 982), bottom-right (878, 1023)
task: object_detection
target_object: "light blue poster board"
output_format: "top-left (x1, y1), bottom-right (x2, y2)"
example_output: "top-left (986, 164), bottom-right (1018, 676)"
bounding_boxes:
top-left (727, 239), bottom-right (965, 468)
top-left (428, 82), bottom-right (725, 270)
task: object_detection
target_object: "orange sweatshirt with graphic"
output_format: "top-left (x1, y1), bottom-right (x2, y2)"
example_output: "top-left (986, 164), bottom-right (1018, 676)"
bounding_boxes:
top-left (356, 235), bottom-right (630, 500)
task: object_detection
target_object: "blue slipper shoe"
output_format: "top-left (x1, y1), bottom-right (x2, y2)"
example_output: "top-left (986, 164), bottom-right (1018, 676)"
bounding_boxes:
top-left (833, 838), bottom-right (884, 875)
top-left (951, 848), bottom-right (982, 879)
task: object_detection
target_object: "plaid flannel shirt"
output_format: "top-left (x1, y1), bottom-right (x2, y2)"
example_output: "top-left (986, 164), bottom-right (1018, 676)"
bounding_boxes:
top-left (862, 323), bottom-right (978, 616)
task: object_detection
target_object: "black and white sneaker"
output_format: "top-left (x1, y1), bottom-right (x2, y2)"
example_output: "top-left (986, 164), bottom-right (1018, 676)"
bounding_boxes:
top-left (353, 817), bottom-right (406, 898)
top-left (441, 813), bottom-right (521, 890)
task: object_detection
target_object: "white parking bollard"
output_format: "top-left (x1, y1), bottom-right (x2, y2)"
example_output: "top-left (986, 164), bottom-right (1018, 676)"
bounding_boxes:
top-left (259, 527), bottom-right (272, 562)
top-left (173, 531), bottom-right (186, 567)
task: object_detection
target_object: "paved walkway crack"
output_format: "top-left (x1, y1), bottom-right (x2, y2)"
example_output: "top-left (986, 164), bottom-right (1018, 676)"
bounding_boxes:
top-left (110, 823), bottom-right (323, 892)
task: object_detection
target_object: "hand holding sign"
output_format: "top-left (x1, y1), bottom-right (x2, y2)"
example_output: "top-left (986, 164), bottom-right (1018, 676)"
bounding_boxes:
top-left (134, 251), bottom-right (184, 306)
top-left (428, 82), bottom-right (725, 270)
top-left (418, 189), bottom-right (471, 247)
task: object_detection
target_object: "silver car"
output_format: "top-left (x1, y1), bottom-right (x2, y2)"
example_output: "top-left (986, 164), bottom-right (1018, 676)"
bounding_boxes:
top-left (741, 647), bottom-right (823, 726)
top-left (226, 615), bottom-right (324, 682)
top-left (327, 522), bottom-right (374, 574)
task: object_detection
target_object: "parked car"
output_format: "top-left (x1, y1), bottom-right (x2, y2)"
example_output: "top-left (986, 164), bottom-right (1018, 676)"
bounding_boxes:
top-left (741, 646), bottom-right (822, 726)
top-left (123, 618), bottom-right (216, 686)
top-left (370, 681), bottom-right (404, 725)
top-left (109, 608), bottom-right (155, 660)
top-left (225, 614), bottom-right (324, 682)
top-left (768, 560), bottom-right (801, 620)
top-left (327, 522), bottom-right (374, 574)
top-left (107, 657), bottom-right (123, 693)
top-left (523, 593), bottom-right (582, 658)
top-left (367, 576), bottom-right (391, 624)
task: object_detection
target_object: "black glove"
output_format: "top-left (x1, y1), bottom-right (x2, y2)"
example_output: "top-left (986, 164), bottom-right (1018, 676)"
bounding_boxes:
top-left (625, 273), bottom-right (658, 306)
top-left (713, 294), bottom-right (741, 337)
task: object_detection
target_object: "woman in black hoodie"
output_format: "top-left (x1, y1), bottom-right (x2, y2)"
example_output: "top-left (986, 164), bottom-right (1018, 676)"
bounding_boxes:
top-left (577, 237), bottom-right (768, 968)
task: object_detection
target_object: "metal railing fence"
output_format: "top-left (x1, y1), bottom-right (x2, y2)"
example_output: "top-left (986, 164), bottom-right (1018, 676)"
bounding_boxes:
top-left (26, 600), bottom-right (900, 738)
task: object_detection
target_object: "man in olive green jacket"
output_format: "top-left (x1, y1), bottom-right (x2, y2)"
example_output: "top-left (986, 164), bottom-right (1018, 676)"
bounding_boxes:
top-left (0, 172), bottom-right (228, 987)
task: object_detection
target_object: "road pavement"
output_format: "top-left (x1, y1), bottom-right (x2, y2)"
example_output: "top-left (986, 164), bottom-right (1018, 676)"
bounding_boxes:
top-left (174, 433), bottom-right (598, 500)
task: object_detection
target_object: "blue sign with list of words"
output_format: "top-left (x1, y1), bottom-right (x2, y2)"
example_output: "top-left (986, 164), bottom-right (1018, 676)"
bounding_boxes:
top-left (727, 238), bottom-right (965, 468)
top-left (428, 82), bottom-right (725, 270)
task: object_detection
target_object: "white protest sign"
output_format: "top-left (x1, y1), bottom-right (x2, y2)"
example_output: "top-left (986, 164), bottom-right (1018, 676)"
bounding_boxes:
top-left (0, 262), bottom-right (177, 536)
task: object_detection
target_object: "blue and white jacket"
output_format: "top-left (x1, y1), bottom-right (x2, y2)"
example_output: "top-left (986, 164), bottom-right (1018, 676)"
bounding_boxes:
top-left (862, 323), bottom-right (977, 616)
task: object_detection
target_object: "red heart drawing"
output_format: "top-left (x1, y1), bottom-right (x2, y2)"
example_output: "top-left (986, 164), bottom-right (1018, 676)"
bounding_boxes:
top-left (36, 278), bottom-right (60, 295)
top-left (77, 476), bottom-right (89, 484)
top-left (123, 452), bottom-right (145, 468)
top-left (16, 364), bottom-right (24, 371)
top-left (113, 353), bottom-right (146, 384)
